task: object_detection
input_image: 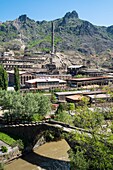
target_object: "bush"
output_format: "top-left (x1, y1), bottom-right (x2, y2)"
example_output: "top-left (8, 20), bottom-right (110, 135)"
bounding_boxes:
top-left (16, 139), bottom-right (24, 150)
top-left (1, 145), bottom-right (8, 153)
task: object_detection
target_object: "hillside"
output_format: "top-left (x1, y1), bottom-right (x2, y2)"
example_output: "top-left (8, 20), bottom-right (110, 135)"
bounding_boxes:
top-left (0, 10), bottom-right (113, 61)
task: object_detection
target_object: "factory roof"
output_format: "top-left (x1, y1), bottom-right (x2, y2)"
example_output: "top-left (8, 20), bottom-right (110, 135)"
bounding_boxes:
top-left (55, 90), bottom-right (90, 96)
top-left (66, 95), bottom-right (83, 101)
top-left (25, 78), bottom-right (66, 84)
top-left (87, 94), bottom-right (111, 99)
top-left (70, 76), bottom-right (112, 81)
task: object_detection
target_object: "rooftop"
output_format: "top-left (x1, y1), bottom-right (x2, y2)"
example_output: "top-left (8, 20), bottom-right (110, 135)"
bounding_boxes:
top-left (71, 76), bottom-right (112, 81)
top-left (66, 95), bottom-right (83, 101)
top-left (25, 78), bottom-right (66, 84)
top-left (68, 65), bottom-right (83, 69)
top-left (7, 70), bottom-right (26, 75)
top-left (55, 90), bottom-right (90, 96)
top-left (87, 94), bottom-right (111, 99)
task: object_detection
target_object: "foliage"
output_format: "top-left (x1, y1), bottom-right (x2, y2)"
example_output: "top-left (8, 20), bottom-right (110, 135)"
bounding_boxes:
top-left (69, 148), bottom-right (89, 170)
top-left (0, 65), bottom-right (8, 90)
top-left (38, 95), bottom-right (51, 116)
top-left (67, 103), bottom-right (75, 112)
top-left (0, 132), bottom-right (16, 146)
top-left (14, 67), bottom-right (20, 91)
top-left (67, 100), bottom-right (113, 170)
top-left (73, 106), bottom-right (104, 130)
top-left (0, 90), bottom-right (51, 123)
top-left (68, 131), bottom-right (113, 170)
top-left (56, 103), bottom-right (68, 114)
top-left (1, 145), bottom-right (8, 153)
top-left (15, 139), bottom-right (24, 150)
top-left (75, 74), bottom-right (86, 78)
top-left (55, 111), bottom-right (74, 125)
top-left (32, 114), bottom-right (43, 121)
top-left (50, 94), bottom-right (57, 103)
top-left (44, 130), bottom-right (62, 142)
top-left (44, 130), bottom-right (55, 142)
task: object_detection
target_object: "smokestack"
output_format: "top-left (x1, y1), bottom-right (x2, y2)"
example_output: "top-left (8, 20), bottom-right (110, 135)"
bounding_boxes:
top-left (51, 22), bottom-right (54, 54)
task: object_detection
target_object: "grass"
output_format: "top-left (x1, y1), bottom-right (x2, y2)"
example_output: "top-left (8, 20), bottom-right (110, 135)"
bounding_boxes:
top-left (0, 132), bottom-right (16, 146)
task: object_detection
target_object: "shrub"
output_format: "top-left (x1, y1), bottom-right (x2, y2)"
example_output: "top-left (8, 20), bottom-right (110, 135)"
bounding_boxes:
top-left (1, 145), bottom-right (8, 153)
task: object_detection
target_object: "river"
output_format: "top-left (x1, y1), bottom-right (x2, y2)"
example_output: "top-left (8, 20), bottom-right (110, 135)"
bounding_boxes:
top-left (5, 139), bottom-right (70, 170)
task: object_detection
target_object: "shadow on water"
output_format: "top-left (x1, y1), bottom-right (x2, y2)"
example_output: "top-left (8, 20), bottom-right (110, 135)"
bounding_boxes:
top-left (22, 151), bottom-right (70, 170)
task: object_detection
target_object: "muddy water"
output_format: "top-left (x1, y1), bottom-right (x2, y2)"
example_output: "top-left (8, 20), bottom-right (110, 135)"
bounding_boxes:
top-left (5, 139), bottom-right (70, 170)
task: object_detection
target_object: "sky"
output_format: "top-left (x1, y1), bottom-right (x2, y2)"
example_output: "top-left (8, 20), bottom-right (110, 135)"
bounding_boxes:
top-left (0, 0), bottom-right (113, 26)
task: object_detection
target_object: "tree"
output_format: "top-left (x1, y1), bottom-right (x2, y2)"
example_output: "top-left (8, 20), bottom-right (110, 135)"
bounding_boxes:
top-left (67, 102), bottom-right (113, 170)
top-left (56, 103), bottom-right (67, 114)
top-left (0, 65), bottom-right (8, 90)
top-left (51, 93), bottom-right (57, 103)
top-left (38, 95), bottom-right (51, 116)
top-left (14, 67), bottom-right (20, 91)
top-left (2, 69), bottom-right (8, 90)
top-left (67, 103), bottom-right (75, 113)
top-left (55, 111), bottom-right (74, 125)
top-left (69, 148), bottom-right (89, 170)
top-left (0, 90), bottom-right (52, 123)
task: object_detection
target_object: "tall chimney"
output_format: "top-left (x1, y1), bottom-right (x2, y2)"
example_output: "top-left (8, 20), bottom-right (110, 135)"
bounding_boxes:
top-left (51, 22), bottom-right (54, 54)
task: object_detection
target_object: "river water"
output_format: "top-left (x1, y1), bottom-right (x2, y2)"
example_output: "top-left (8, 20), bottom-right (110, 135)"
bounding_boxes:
top-left (5, 139), bottom-right (70, 170)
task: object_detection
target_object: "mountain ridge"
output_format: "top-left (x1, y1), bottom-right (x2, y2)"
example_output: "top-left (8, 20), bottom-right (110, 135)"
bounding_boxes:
top-left (0, 10), bottom-right (113, 57)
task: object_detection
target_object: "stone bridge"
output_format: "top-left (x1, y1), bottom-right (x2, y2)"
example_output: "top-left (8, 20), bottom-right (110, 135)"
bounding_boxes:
top-left (0, 120), bottom-right (91, 151)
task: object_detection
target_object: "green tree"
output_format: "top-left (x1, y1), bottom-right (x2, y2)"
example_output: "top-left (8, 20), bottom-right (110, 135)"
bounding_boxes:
top-left (69, 148), bottom-right (89, 170)
top-left (67, 103), bottom-right (75, 113)
top-left (38, 95), bottom-right (51, 116)
top-left (14, 67), bottom-right (20, 91)
top-left (0, 65), bottom-right (8, 90)
top-left (51, 93), bottom-right (57, 103)
top-left (67, 101), bottom-right (113, 170)
top-left (2, 68), bottom-right (8, 90)
top-left (55, 111), bottom-right (73, 125)
top-left (0, 90), bottom-right (52, 123)
top-left (56, 103), bottom-right (67, 114)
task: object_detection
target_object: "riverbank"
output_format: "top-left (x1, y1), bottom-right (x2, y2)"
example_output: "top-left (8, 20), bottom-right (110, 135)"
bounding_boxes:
top-left (5, 139), bottom-right (70, 170)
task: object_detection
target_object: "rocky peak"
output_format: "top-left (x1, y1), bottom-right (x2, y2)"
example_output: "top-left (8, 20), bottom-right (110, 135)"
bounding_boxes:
top-left (18, 15), bottom-right (27, 22)
top-left (64, 11), bottom-right (79, 19)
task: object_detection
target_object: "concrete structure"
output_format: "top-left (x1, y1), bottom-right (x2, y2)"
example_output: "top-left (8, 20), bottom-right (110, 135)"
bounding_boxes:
top-left (3, 63), bottom-right (34, 70)
top-left (55, 90), bottom-right (106, 102)
top-left (25, 78), bottom-right (66, 90)
top-left (35, 74), bottom-right (72, 80)
top-left (55, 90), bottom-right (90, 102)
top-left (68, 76), bottom-right (113, 88)
top-left (66, 95), bottom-right (84, 104)
top-left (67, 65), bottom-right (84, 76)
top-left (80, 69), bottom-right (105, 77)
top-left (8, 71), bottom-right (35, 86)
top-left (86, 94), bottom-right (112, 103)
top-left (0, 120), bottom-right (92, 151)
